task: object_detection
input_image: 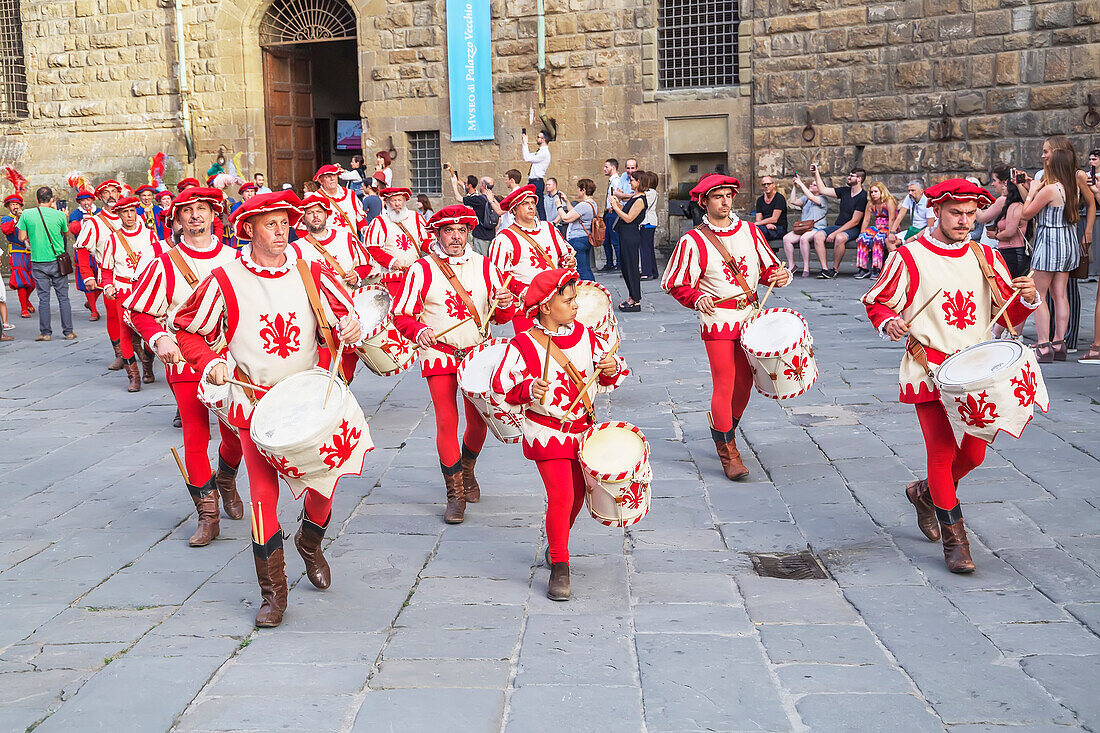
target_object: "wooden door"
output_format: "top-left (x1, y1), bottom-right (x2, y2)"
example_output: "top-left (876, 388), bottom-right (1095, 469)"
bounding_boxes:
top-left (263, 49), bottom-right (315, 190)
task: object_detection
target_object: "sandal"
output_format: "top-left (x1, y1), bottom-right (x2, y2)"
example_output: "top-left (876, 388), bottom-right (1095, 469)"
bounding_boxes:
top-left (618, 301), bottom-right (640, 313)
top-left (1035, 342), bottom-right (1054, 364)
top-left (1078, 344), bottom-right (1100, 364)
top-left (1052, 339), bottom-right (1067, 362)
top-left (2, 323), bottom-right (13, 330)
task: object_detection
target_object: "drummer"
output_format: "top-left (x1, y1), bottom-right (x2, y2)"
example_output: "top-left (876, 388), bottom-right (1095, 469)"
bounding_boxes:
top-left (295, 191), bottom-right (374, 382)
top-left (491, 268), bottom-right (628, 601)
top-left (172, 190), bottom-right (363, 628)
top-left (487, 184), bottom-right (577, 332)
top-left (660, 174), bottom-right (790, 481)
top-left (363, 186), bottom-right (432, 298)
top-left (861, 178), bottom-right (1037, 573)
top-left (392, 204), bottom-right (516, 524)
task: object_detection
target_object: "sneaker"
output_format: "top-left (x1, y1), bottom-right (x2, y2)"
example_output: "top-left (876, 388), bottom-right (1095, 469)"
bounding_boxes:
top-left (854, 269), bottom-right (870, 280)
top-left (829, 268), bottom-right (840, 278)
top-left (817, 268), bottom-right (836, 279)
top-left (870, 268), bottom-right (881, 279)
top-left (2, 323), bottom-right (13, 330)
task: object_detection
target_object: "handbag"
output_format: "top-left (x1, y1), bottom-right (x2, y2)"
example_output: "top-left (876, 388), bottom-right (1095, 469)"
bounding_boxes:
top-left (39, 207), bottom-right (73, 276)
top-left (792, 220), bottom-right (814, 235)
top-left (1070, 243), bottom-right (1090, 279)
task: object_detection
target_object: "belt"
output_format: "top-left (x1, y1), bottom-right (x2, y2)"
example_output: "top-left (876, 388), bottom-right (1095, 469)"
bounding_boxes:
top-left (715, 293), bottom-right (758, 310)
top-left (527, 411), bottom-right (593, 434)
top-left (431, 341), bottom-right (475, 363)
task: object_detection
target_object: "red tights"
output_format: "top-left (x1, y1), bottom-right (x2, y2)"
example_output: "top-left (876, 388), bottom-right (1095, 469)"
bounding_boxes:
top-left (704, 339), bottom-right (754, 432)
top-left (104, 296), bottom-right (121, 342)
top-left (170, 381), bottom-right (243, 486)
top-left (425, 373), bottom-right (487, 466)
top-left (536, 458), bottom-right (587, 564)
top-left (16, 287), bottom-right (33, 314)
top-left (84, 290), bottom-right (100, 317)
top-left (915, 401), bottom-right (987, 511)
top-left (239, 428), bottom-right (332, 543)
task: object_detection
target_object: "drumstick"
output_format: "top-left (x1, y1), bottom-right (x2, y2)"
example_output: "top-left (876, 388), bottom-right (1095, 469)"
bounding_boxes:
top-left (224, 377), bottom-right (262, 391)
top-left (565, 341), bottom-right (621, 415)
top-left (758, 269), bottom-right (781, 310)
top-left (908, 288), bottom-right (943, 325)
top-left (433, 316), bottom-right (474, 339)
top-left (539, 335), bottom-right (553, 405)
top-left (713, 290), bottom-right (752, 305)
top-left (169, 447), bottom-right (189, 485)
top-left (984, 271), bottom-right (1033, 338)
top-left (323, 336), bottom-right (345, 408)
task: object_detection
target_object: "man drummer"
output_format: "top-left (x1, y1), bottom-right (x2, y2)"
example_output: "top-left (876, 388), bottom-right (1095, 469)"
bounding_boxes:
top-left (488, 184), bottom-right (576, 332)
top-left (661, 173), bottom-right (791, 480)
top-left (861, 178), bottom-right (1037, 573)
top-left (172, 190), bottom-right (363, 628)
top-left (392, 204), bottom-right (515, 523)
top-left (491, 268), bottom-right (628, 600)
top-left (315, 164), bottom-right (368, 239)
top-left (75, 180), bottom-right (125, 369)
top-left (363, 186), bottom-right (432, 298)
top-left (100, 195), bottom-right (164, 391)
top-left (125, 187), bottom-right (245, 548)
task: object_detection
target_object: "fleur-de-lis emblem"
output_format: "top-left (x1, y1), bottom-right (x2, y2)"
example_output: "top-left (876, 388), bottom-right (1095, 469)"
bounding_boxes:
top-left (270, 454), bottom-right (305, 479)
top-left (549, 371), bottom-right (576, 410)
top-left (620, 481), bottom-right (646, 510)
top-left (955, 390), bottom-right (1000, 428)
top-left (319, 419), bottom-right (362, 470)
top-left (529, 253), bottom-right (547, 270)
top-left (783, 355), bottom-right (808, 383)
top-left (491, 407), bottom-right (524, 429)
top-left (1011, 363), bottom-right (1038, 407)
top-left (941, 290), bottom-right (976, 330)
top-left (444, 291), bottom-right (469, 319)
top-left (259, 312), bottom-right (301, 359)
top-left (381, 336), bottom-right (411, 360)
top-left (395, 233), bottom-right (413, 252)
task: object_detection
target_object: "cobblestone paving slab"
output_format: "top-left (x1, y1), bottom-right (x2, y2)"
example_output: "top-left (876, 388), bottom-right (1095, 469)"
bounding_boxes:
top-left (0, 276), bottom-right (1096, 731)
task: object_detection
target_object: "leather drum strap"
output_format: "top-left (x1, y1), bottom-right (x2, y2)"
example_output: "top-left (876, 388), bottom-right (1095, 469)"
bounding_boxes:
top-left (695, 225), bottom-right (757, 301)
top-left (394, 220), bottom-right (422, 253)
top-left (431, 254), bottom-right (483, 331)
top-left (906, 335), bottom-right (933, 377)
top-left (320, 189), bottom-right (354, 232)
top-left (304, 233), bottom-right (347, 278)
top-left (967, 240), bottom-right (1006, 310)
top-left (98, 213), bottom-right (120, 235)
top-left (295, 259), bottom-right (343, 380)
top-left (167, 247), bottom-right (199, 288)
top-left (509, 225), bottom-right (554, 268)
top-left (115, 231), bottom-right (139, 268)
top-left (527, 329), bottom-right (593, 416)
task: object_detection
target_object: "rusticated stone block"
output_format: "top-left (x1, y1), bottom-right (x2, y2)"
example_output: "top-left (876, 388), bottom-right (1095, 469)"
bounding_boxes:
top-left (1035, 2), bottom-right (1072, 28)
top-left (1030, 83), bottom-right (1077, 109)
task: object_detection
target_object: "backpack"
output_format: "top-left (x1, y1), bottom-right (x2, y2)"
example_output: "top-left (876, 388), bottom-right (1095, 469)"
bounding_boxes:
top-left (578, 200), bottom-right (604, 248)
top-left (481, 196), bottom-right (499, 230)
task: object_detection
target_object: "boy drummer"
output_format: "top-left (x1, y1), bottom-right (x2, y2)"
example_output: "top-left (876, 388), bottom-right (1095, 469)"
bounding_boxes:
top-left (861, 178), bottom-right (1038, 573)
top-left (491, 268), bottom-right (628, 601)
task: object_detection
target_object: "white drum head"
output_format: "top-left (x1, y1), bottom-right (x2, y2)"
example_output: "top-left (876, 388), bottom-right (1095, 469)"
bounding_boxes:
top-left (936, 340), bottom-right (1025, 387)
top-left (459, 342), bottom-right (509, 395)
top-left (575, 282), bottom-right (611, 327)
top-left (742, 310), bottom-right (804, 353)
top-left (251, 370), bottom-right (346, 451)
top-left (580, 426), bottom-right (644, 477)
top-left (355, 287), bottom-right (392, 332)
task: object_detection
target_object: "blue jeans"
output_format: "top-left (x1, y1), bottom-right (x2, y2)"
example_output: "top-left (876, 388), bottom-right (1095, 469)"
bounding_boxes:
top-left (568, 236), bottom-right (595, 281)
top-left (32, 261), bottom-right (74, 336)
top-left (602, 212), bottom-right (620, 268)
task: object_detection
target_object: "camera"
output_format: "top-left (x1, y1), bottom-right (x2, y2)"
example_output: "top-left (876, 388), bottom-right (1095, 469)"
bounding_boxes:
top-left (1011, 168), bottom-right (1025, 184)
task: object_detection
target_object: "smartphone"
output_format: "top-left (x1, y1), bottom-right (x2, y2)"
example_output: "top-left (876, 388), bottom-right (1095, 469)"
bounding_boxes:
top-left (809, 163), bottom-right (817, 172)
top-left (1015, 170), bottom-right (1026, 184)
top-left (1091, 166), bottom-right (1096, 184)
top-left (521, 127), bottom-right (527, 135)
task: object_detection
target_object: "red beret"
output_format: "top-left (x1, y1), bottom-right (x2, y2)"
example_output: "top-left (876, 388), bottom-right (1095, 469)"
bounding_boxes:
top-left (924, 178), bottom-right (995, 207)
top-left (690, 174), bottom-right (741, 202)
top-left (238, 182), bottom-right (258, 195)
top-left (3, 194), bottom-right (22, 207)
top-left (155, 189), bottom-right (173, 200)
top-left (313, 164), bottom-right (342, 181)
top-left (76, 190), bottom-right (95, 201)
top-left (427, 204), bottom-right (478, 230)
top-left (499, 184), bottom-right (538, 212)
top-left (524, 268), bottom-right (579, 318)
top-left (176, 177), bottom-right (201, 192)
top-left (94, 180), bottom-right (123, 197)
top-left (300, 191), bottom-right (331, 213)
top-left (380, 186), bottom-right (412, 199)
top-left (168, 187), bottom-right (225, 222)
top-left (134, 184), bottom-right (157, 196)
top-left (228, 190), bottom-right (303, 237)
top-left (113, 196), bottom-right (141, 211)
top-left (370, 173), bottom-right (388, 188)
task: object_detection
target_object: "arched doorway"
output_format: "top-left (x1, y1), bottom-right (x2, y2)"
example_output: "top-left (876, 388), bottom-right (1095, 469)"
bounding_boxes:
top-left (259, 0), bottom-right (360, 189)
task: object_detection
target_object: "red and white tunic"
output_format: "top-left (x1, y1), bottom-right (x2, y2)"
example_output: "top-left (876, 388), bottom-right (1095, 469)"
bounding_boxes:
top-left (491, 322), bottom-right (628, 460)
top-left (294, 227), bottom-right (372, 285)
top-left (171, 248), bottom-right (357, 429)
top-left (392, 247), bottom-right (515, 375)
top-left (100, 224), bottom-right (164, 299)
top-left (363, 208), bottom-right (431, 286)
top-left (125, 236), bottom-right (240, 383)
top-left (75, 210), bottom-right (122, 264)
top-left (488, 222), bottom-right (574, 296)
top-left (661, 217), bottom-right (783, 340)
top-left (320, 186), bottom-right (368, 234)
top-left (861, 233), bottom-right (1039, 403)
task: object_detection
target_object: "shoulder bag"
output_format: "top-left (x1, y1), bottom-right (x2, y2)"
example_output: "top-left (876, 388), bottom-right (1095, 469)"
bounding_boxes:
top-left (39, 208), bottom-right (73, 276)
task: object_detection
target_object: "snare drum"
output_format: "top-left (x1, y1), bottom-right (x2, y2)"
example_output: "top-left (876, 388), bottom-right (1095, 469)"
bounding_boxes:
top-left (249, 367), bottom-right (374, 499)
top-left (578, 421), bottom-right (652, 527)
top-left (457, 338), bottom-right (523, 444)
top-left (353, 285), bottom-right (417, 377)
top-left (575, 280), bottom-right (621, 350)
top-left (933, 338), bottom-right (1049, 444)
top-left (740, 308), bottom-right (818, 400)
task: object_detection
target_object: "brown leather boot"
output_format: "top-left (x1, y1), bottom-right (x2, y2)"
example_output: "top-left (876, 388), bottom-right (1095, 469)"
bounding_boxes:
top-left (905, 479), bottom-right (941, 542)
top-left (461, 445), bottom-right (481, 503)
top-left (187, 477), bottom-right (220, 547)
top-left (711, 426), bottom-right (748, 480)
top-left (138, 341), bottom-right (156, 383)
top-left (124, 359), bottom-right (141, 392)
top-left (214, 456), bottom-right (245, 520)
top-left (442, 460), bottom-right (466, 524)
top-left (547, 561), bottom-right (571, 601)
top-left (253, 534), bottom-right (288, 627)
top-left (937, 504), bottom-right (975, 574)
top-left (108, 339), bottom-right (124, 371)
top-left (294, 514), bottom-right (331, 589)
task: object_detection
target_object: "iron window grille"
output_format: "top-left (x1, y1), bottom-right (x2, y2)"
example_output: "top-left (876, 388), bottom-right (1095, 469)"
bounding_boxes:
top-left (0, 0), bottom-right (27, 121)
top-left (657, 0), bottom-right (740, 90)
top-left (408, 131), bottom-right (442, 197)
top-left (259, 0), bottom-right (357, 47)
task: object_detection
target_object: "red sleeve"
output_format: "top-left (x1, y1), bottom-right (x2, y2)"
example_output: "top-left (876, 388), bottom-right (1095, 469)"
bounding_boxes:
top-left (865, 302), bottom-right (900, 328)
top-left (367, 245), bottom-right (395, 269)
top-left (101, 266), bottom-right (114, 288)
top-left (1, 220), bottom-right (14, 236)
top-left (75, 248), bottom-right (98, 285)
top-left (176, 331), bottom-right (221, 375)
top-left (392, 313), bottom-right (427, 340)
top-left (129, 311), bottom-right (163, 343)
top-left (667, 284), bottom-right (702, 310)
top-left (504, 379), bottom-right (534, 405)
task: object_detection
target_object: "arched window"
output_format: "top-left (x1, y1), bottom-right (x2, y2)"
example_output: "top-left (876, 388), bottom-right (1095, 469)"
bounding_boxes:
top-left (259, 0), bottom-right (357, 47)
top-left (0, 0), bottom-right (28, 120)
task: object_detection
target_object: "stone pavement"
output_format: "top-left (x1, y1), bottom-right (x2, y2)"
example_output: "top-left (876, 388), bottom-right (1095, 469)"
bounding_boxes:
top-left (0, 272), bottom-right (1098, 733)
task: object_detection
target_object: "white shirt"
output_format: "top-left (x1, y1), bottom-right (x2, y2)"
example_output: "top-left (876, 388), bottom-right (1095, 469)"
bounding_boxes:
top-left (900, 194), bottom-right (930, 228)
top-left (522, 145), bottom-right (550, 179)
top-left (643, 190), bottom-right (658, 227)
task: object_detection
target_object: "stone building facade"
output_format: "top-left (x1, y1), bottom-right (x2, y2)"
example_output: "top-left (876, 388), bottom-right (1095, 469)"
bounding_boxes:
top-left (1, 0), bottom-right (1098, 241)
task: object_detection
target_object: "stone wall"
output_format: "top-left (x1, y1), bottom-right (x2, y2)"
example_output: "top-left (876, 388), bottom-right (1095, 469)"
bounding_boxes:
top-left (751, 0), bottom-right (1100, 192)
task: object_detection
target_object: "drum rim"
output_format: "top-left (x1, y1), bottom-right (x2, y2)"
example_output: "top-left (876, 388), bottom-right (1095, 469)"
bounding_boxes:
top-left (574, 280), bottom-right (615, 331)
top-left (353, 284), bottom-right (395, 342)
top-left (579, 421), bottom-right (650, 482)
top-left (741, 307), bottom-right (810, 358)
top-left (249, 367), bottom-right (351, 450)
top-left (456, 337), bottom-right (512, 399)
top-left (933, 339), bottom-right (1026, 388)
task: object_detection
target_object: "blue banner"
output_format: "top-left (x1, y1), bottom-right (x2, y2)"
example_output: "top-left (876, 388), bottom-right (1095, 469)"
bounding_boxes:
top-left (446, 0), bottom-right (494, 142)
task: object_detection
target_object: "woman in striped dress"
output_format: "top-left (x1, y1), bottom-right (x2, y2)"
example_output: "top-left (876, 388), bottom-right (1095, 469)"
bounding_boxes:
top-left (1021, 147), bottom-right (1080, 363)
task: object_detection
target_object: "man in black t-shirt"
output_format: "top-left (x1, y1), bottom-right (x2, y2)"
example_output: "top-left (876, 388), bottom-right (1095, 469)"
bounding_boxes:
top-left (754, 175), bottom-right (788, 246)
top-left (811, 166), bottom-right (867, 278)
top-left (448, 170), bottom-right (499, 255)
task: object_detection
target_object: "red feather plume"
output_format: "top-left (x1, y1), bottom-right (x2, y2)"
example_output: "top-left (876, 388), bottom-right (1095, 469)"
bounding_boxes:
top-left (149, 152), bottom-right (166, 186)
top-left (4, 167), bottom-right (28, 195)
top-left (67, 173), bottom-right (91, 192)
